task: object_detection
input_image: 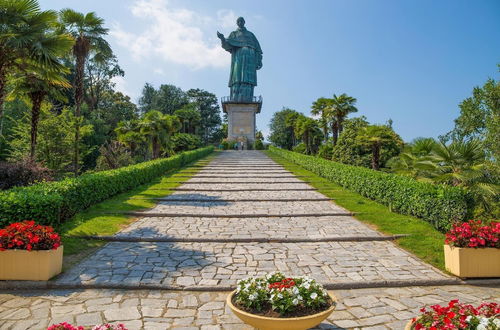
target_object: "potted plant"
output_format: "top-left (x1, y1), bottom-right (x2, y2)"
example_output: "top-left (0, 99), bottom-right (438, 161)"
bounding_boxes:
top-left (0, 220), bottom-right (63, 281)
top-left (227, 272), bottom-right (336, 330)
top-left (48, 323), bottom-right (128, 330)
top-left (444, 220), bottom-right (500, 277)
top-left (405, 300), bottom-right (500, 329)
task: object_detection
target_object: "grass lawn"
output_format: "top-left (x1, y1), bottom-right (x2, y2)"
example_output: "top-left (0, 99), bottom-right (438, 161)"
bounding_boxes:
top-left (58, 153), bottom-right (215, 268)
top-left (265, 151), bottom-right (447, 272)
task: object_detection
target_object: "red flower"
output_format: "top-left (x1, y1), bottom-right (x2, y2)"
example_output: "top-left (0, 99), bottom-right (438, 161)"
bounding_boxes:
top-left (445, 220), bottom-right (500, 249)
top-left (0, 221), bottom-right (61, 251)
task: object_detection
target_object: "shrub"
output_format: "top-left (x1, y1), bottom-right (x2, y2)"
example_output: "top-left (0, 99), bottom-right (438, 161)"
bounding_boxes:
top-left (292, 143), bottom-right (306, 154)
top-left (171, 133), bottom-right (202, 153)
top-left (0, 221), bottom-right (61, 251)
top-left (0, 159), bottom-right (53, 190)
top-left (254, 140), bottom-right (264, 150)
top-left (0, 147), bottom-right (213, 228)
top-left (445, 220), bottom-right (500, 248)
top-left (269, 146), bottom-right (472, 231)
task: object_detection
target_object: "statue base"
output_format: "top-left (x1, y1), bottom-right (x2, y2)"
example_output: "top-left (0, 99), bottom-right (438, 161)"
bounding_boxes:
top-left (222, 101), bottom-right (261, 147)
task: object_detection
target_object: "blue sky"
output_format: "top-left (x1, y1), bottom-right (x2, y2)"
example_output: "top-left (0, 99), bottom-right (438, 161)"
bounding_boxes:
top-left (39, 0), bottom-right (500, 141)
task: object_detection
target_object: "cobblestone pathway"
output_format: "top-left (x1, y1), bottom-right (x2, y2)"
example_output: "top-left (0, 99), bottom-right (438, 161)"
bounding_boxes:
top-left (1, 151), bottom-right (498, 329)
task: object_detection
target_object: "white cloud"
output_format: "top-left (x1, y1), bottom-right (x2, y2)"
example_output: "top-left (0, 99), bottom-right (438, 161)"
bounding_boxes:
top-left (217, 9), bottom-right (238, 29)
top-left (112, 76), bottom-right (137, 99)
top-left (110, 0), bottom-right (231, 70)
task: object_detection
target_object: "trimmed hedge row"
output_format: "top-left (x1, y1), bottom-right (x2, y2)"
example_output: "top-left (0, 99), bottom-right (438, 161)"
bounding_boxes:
top-left (269, 146), bottom-right (472, 231)
top-left (0, 147), bottom-right (214, 227)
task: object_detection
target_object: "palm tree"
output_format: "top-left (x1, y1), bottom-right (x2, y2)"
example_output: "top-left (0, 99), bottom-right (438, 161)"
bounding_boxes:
top-left (330, 93), bottom-right (358, 145)
top-left (115, 119), bottom-right (144, 155)
top-left (9, 63), bottom-right (71, 159)
top-left (174, 104), bottom-right (201, 134)
top-left (294, 117), bottom-right (322, 155)
top-left (58, 9), bottom-right (109, 175)
top-left (356, 125), bottom-right (395, 170)
top-left (140, 111), bottom-right (181, 159)
top-left (0, 0), bottom-right (71, 120)
top-left (311, 97), bottom-right (331, 142)
top-left (387, 138), bottom-right (438, 180)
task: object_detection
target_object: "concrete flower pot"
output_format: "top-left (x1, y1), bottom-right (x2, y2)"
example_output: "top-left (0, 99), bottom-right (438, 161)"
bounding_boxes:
top-left (227, 290), bottom-right (336, 330)
top-left (0, 246), bottom-right (63, 280)
top-left (444, 244), bottom-right (500, 278)
top-left (405, 320), bottom-right (414, 330)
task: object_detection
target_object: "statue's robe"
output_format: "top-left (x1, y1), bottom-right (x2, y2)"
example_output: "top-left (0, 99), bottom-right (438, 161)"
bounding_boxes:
top-left (221, 27), bottom-right (262, 89)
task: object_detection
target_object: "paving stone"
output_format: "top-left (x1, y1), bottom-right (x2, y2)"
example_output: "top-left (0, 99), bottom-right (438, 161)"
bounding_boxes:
top-left (75, 312), bottom-right (103, 326)
top-left (104, 307), bottom-right (141, 321)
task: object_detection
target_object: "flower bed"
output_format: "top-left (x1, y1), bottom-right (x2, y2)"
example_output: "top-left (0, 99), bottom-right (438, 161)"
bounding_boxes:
top-left (233, 272), bottom-right (334, 318)
top-left (408, 300), bottom-right (500, 329)
top-left (443, 220), bottom-right (500, 277)
top-left (0, 221), bottom-right (63, 280)
top-left (445, 220), bottom-right (500, 248)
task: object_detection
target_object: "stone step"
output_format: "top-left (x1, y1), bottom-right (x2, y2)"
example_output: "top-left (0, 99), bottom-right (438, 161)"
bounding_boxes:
top-left (113, 215), bottom-right (382, 240)
top-left (55, 241), bottom-right (450, 289)
top-left (146, 190), bottom-right (329, 200)
top-left (124, 212), bottom-right (355, 218)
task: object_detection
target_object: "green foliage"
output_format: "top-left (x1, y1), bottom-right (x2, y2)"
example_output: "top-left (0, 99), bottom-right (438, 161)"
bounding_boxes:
top-left (446, 71), bottom-right (500, 161)
top-left (0, 147), bottom-right (214, 227)
top-left (292, 143), bottom-right (306, 154)
top-left (317, 143), bottom-right (333, 160)
top-left (268, 108), bottom-right (302, 150)
top-left (356, 124), bottom-right (403, 170)
top-left (269, 146), bottom-right (472, 232)
top-left (138, 83), bottom-right (188, 115)
top-left (171, 133), bottom-right (201, 152)
top-left (332, 117), bottom-right (402, 169)
top-left (254, 139), bottom-right (264, 150)
top-left (294, 116), bottom-right (323, 154)
top-left (186, 88), bottom-right (222, 144)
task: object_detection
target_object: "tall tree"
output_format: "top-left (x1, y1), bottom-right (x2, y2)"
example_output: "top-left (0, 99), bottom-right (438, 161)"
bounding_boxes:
top-left (0, 0), bottom-right (70, 123)
top-left (139, 110), bottom-right (180, 159)
top-left (294, 116), bottom-right (323, 155)
top-left (9, 63), bottom-right (71, 159)
top-left (174, 104), bottom-right (201, 135)
top-left (268, 108), bottom-right (301, 149)
top-left (356, 125), bottom-right (399, 170)
top-left (59, 9), bottom-right (109, 175)
top-left (311, 97), bottom-right (331, 141)
top-left (187, 89), bottom-right (221, 143)
top-left (330, 93), bottom-right (358, 145)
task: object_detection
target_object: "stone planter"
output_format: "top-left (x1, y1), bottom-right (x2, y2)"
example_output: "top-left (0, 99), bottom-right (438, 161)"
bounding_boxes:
top-left (0, 246), bottom-right (63, 280)
top-left (405, 320), bottom-right (414, 330)
top-left (444, 244), bottom-right (500, 278)
top-left (226, 290), bottom-right (336, 330)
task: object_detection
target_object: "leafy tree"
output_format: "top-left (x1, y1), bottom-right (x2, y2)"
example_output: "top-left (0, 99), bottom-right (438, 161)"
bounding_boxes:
top-left (187, 89), bottom-right (221, 143)
top-left (94, 140), bottom-right (133, 170)
top-left (356, 124), bottom-right (403, 170)
top-left (174, 104), bottom-right (201, 135)
top-left (268, 108), bottom-right (301, 150)
top-left (171, 133), bottom-right (201, 152)
top-left (138, 82), bottom-right (156, 115)
top-left (447, 70), bottom-right (500, 161)
top-left (7, 106), bottom-right (93, 176)
top-left (115, 119), bottom-right (145, 156)
top-left (59, 8), bottom-right (110, 175)
top-left (387, 137), bottom-right (437, 180)
top-left (84, 53), bottom-right (124, 112)
top-left (331, 116), bottom-right (370, 166)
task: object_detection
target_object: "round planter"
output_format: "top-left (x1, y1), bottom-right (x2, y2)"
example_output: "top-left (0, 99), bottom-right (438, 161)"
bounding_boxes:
top-left (405, 320), bottom-right (414, 330)
top-left (226, 290), bottom-right (336, 330)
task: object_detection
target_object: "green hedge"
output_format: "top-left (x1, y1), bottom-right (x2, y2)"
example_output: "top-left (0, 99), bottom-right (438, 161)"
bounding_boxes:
top-left (269, 146), bottom-right (472, 231)
top-left (0, 147), bottom-right (213, 227)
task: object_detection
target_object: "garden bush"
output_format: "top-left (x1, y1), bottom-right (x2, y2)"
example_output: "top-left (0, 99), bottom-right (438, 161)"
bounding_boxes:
top-left (269, 146), bottom-right (472, 231)
top-left (0, 159), bottom-right (53, 190)
top-left (0, 147), bottom-right (213, 228)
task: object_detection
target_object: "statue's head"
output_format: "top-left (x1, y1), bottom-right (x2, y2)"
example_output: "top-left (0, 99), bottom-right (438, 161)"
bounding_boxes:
top-left (236, 17), bottom-right (245, 28)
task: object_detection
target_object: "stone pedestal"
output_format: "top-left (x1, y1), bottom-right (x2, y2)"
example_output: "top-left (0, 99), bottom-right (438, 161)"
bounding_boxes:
top-left (222, 102), bottom-right (261, 146)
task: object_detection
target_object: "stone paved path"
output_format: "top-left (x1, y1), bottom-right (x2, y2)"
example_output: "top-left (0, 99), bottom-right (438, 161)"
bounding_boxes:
top-left (55, 151), bottom-right (449, 288)
top-left (1, 151), bottom-right (498, 329)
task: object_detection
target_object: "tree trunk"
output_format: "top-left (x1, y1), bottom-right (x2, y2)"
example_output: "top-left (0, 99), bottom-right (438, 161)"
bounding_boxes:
top-left (372, 142), bottom-right (380, 170)
top-left (73, 52), bottom-right (86, 176)
top-left (331, 121), bottom-right (339, 146)
top-left (152, 136), bottom-right (160, 159)
top-left (29, 91), bottom-right (46, 160)
top-left (0, 65), bottom-right (6, 121)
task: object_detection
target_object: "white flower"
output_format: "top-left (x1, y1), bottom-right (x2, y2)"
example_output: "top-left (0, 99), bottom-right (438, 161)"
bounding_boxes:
top-left (292, 298), bottom-right (299, 305)
top-left (310, 292), bottom-right (318, 300)
top-left (493, 318), bottom-right (500, 327)
top-left (476, 324), bottom-right (486, 330)
top-left (248, 293), bottom-right (258, 301)
top-left (466, 316), bottom-right (472, 322)
top-left (292, 287), bottom-right (299, 295)
top-left (298, 295), bottom-right (303, 301)
top-left (303, 282), bottom-right (310, 290)
top-left (277, 293), bottom-right (283, 299)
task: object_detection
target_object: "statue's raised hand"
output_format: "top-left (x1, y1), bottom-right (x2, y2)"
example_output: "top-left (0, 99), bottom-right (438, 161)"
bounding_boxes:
top-left (217, 31), bottom-right (225, 40)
